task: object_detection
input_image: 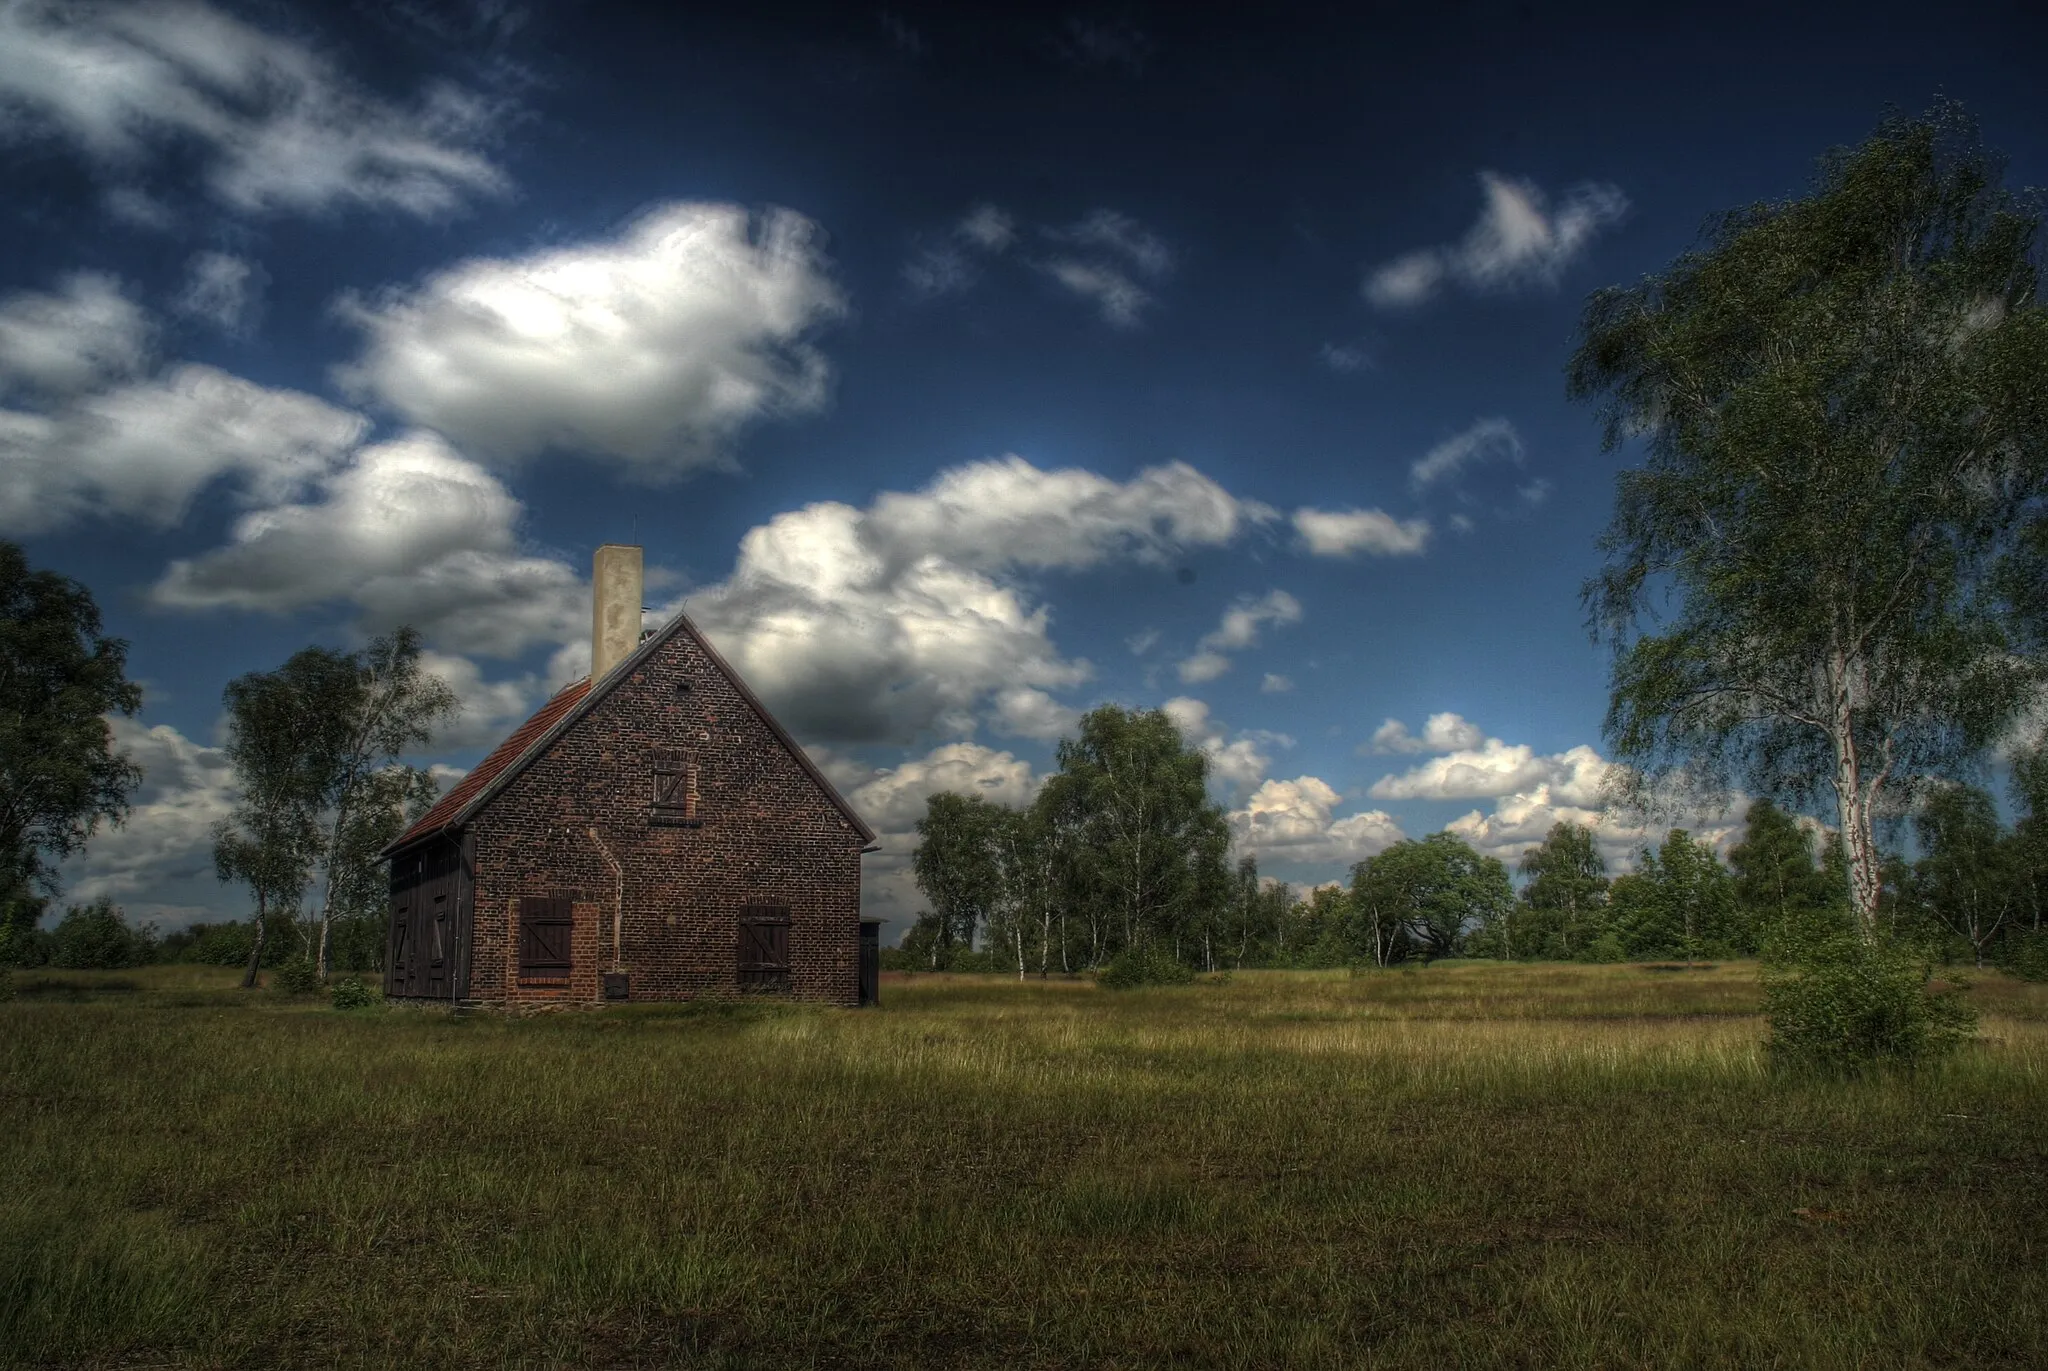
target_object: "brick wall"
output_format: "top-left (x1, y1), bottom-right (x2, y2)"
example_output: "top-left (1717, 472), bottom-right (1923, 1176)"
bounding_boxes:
top-left (465, 625), bottom-right (866, 1006)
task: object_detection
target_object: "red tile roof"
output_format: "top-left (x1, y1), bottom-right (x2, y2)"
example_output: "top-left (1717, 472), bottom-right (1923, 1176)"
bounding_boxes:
top-left (390, 677), bottom-right (591, 851)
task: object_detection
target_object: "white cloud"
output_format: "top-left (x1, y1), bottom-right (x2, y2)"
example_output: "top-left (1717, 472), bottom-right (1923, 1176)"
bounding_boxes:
top-left (174, 251), bottom-right (262, 334)
top-left (1040, 259), bottom-right (1152, 328)
top-left (1261, 673), bottom-right (1293, 694)
top-left (1368, 712), bottom-right (1485, 755)
top-left (0, 0), bottom-right (509, 218)
top-left (415, 650), bottom-right (547, 752)
top-left (0, 272), bottom-right (151, 398)
top-left (64, 716), bottom-right (236, 910)
top-left (1127, 628), bottom-right (1161, 656)
top-left (682, 455), bottom-right (1270, 745)
top-left (867, 454), bottom-right (1269, 572)
top-left (1445, 779), bottom-right (1747, 872)
top-left (1409, 417), bottom-right (1523, 490)
top-left (1319, 341), bottom-right (1373, 374)
top-left (991, 686), bottom-right (1081, 742)
top-left (1038, 209), bottom-right (1173, 328)
top-left (335, 202), bottom-right (847, 475)
top-left (1047, 209), bottom-right (1173, 277)
top-left (1371, 736), bottom-right (1607, 803)
top-left (1292, 506), bottom-right (1430, 557)
top-left (1230, 775), bottom-right (1406, 866)
top-left (1161, 696), bottom-right (1288, 797)
top-left (958, 204), bottom-right (1016, 252)
top-left (841, 741), bottom-right (1043, 937)
top-left (903, 244), bottom-right (972, 297)
top-left (1366, 172), bottom-right (1628, 308)
top-left (1177, 589), bottom-right (1301, 684)
top-left (151, 429), bottom-right (584, 659)
top-left (0, 363), bottom-right (365, 534)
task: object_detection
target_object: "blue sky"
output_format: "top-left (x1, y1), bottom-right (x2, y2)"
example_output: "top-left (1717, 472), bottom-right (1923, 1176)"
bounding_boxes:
top-left (4, 0), bottom-right (2044, 939)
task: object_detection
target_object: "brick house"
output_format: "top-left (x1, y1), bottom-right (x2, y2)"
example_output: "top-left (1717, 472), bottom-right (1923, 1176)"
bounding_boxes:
top-left (381, 545), bottom-right (880, 1008)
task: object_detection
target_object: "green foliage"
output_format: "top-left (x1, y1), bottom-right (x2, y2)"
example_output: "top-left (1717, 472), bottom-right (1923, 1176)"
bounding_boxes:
top-left (328, 975), bottom-right (376, 1010)
top-left (1762, 924), bottom-right (1977, 1069)
top-left (2000, 928), bottom-right (2048, 981)
top-left (0, 542), bottom-right (144, 910)
top-left (1569, 101), bottom-right (2048, 934)
top-left (1729, 801), bottom-right (1835, 926)
top-left (1095, 944), bottom-right (1195, 989)
top-left (1349, 832), bottom-right (1510, 962)
top-left (48, 899), bottom-right (157, 969)
top-left (908, 704), bottom-right (1230, 973)
top-left (1515, 821), bottom-right (1610, 958)
top-left (273, 960), bottom-right (322, 995)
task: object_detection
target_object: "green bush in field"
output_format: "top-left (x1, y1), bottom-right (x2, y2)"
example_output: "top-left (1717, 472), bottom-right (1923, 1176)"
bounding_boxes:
top-left (1999, 928), bottom-right (2048, 982)
top-left (49, 899), bottom-right (157, 968)
top-left (274, 960), bottom-right (322, 995)
top-left (1762, 908), bottom-right (1975, 1068)
top-left (1097, 946), bottom-right (1195, 989)
top-left (329, 975), bottom-right (376, 1010)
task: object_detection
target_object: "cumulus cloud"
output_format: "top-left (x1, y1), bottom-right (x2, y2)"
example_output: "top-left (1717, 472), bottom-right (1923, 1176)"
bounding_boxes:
top-left (1292, 506), bottom-right (1430, 557)
top-left (1177, 589), bottom-right (1301, 684)
top-left (0, 363), bottom-right (365, 534)
top-left (1408, 417), bottom-right (1523, 490)
top-left (1368, 711), bottom-right (1485, 755)
top-left (868, 454), bottom-right (1266, 572)
top-left (174, 251), bottom-right (263, 334)
top-left (682, 455), bottom-right (1268, 745)
top-left (64, 716), bottom-right (237, 911)
top-left (1261, 673), bottom-right (1293, 694)
top-left (1230, 775), bottom-right (1406, 866)
top-left (151, 429), bottom-right (584, 658)
top-left (1366, 172), bottom-right (1628, 308)
top-left (1161, 696), bottom-right (1289, 797)
top-left (414, 650), bottom-right (547, 751)
top-left (992, 686), bottom-right (1081, 742)
top-left (335, 203), bottom-right (846, 475)
top-left (957, 204), bottom-right (1016, 252)
top-left (0, 272), bottom-right (152, 398)
top-left (1039, 259), bottom-right (1153, 328)
top-left (1370, 736), bottom-right (1608, 803)
top-left (0, 0), bottom-right (509, 218)
top-left (841, 742), bottom-right (1043, 934)
top-left (1444, 778), bottom-right (1748, 872)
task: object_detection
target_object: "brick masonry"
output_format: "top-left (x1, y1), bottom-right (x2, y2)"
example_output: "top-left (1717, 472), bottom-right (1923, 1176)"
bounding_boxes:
top-left (457, 624), bottom-right (868, 1008)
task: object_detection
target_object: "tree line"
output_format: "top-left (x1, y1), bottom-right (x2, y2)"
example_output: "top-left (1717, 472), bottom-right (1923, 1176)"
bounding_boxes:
top-left (903, 700), bottom-right (2048, 980)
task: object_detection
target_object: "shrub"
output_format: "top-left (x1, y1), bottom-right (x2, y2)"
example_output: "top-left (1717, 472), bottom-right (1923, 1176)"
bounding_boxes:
top-left (1097, 946), bottom-right (1196, 990)
top-left (49, 900), bottom-right (157, 969)
top-left (330, 975), bottom-right (377, 1010)
top-left (1762, 909), bottom-right (1975, 1068)
top-left (274, 960), bottom-right (322, 995)
top-left (1999, 928), bottom-right (2048, 983)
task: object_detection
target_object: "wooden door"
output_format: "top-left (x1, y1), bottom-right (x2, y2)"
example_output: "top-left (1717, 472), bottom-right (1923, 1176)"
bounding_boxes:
top-left (738, 904), bottom-right (791, 992)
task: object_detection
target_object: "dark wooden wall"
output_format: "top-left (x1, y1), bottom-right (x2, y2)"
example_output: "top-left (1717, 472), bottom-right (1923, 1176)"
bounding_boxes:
top-left (386, 834), bottom-right (472, 1001)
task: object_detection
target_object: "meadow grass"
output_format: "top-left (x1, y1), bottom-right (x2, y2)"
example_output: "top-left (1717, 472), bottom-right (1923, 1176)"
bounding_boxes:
top-left (2, 961), bottom-right (2044, 1369)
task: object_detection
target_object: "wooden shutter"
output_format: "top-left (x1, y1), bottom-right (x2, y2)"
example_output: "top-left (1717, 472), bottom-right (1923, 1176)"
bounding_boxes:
top-left (651, 748), bottom-right (700, 826)
top-left (518, 896), bottom-right (573, 981)
top-left (737, 903), bottom-right (791, 991)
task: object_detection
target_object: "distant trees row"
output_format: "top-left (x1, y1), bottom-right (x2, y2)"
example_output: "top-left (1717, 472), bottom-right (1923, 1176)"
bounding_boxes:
top-left (904, 700), bottom-right (2048, 977)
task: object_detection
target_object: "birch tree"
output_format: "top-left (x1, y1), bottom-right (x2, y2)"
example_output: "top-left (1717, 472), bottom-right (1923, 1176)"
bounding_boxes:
top-left (311, 628), bottom-right (457, 977)
top-left (1569, 102), bottom-right (2048, 940)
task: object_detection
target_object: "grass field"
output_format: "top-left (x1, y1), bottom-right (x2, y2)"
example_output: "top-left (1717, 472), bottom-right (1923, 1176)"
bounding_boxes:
top-left (3, 961), bottom-right (2046, 1369)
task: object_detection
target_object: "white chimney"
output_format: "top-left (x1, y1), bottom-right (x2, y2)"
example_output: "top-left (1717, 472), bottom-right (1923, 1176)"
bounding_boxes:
top-left (591, 544), bottom-right (643, 683)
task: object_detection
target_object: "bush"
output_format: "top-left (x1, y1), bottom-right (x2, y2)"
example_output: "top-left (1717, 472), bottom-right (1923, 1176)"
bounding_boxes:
top-left (330, 975), bottom-right (377, 1010)
top-left (1999, 928), bottom-right (2048, 982)
top-left (1096, 946), bottom-right (1196, 990)
top-left (274, 960), bottom-right (322, 995)
top-left (1762, 910), bottom-right (1975, 1068)
top-left (49, 900), bottom-right (157, 969)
